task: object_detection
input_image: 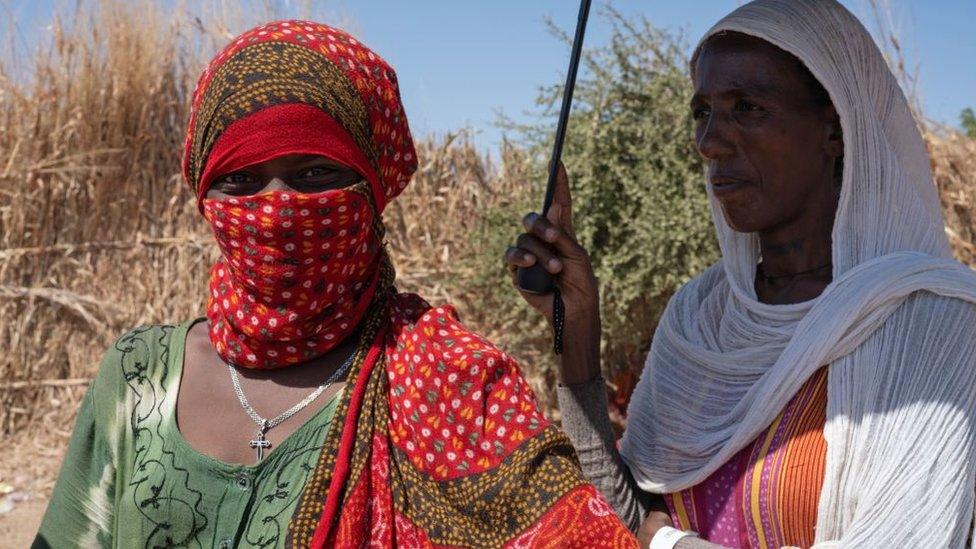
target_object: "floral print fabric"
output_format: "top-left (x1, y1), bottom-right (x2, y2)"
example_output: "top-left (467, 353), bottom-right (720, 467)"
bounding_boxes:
top-left (202, 183), bottom-right (382, 368)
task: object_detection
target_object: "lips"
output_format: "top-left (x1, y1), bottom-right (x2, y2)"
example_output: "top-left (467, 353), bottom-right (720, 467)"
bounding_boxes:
top-left (709, 174), bottom-right (754, 196)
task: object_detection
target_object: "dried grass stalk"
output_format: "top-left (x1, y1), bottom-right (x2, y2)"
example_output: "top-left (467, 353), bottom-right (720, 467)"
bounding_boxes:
top-left (0, 0), bottom-right (973, 499)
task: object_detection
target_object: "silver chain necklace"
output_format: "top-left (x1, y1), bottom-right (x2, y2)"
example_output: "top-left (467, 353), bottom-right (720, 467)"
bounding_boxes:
top-left (228, 350), bottom-right (355, 463)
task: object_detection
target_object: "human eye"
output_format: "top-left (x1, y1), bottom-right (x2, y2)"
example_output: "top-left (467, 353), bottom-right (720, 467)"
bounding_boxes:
top-left (299, 166), bottom-right (335, 180)
top-left (294, 165), bottom-right (360, 190)
top-left (211, 172), bottom-right (259, 195)
top-left (733, 99), bottom-right (763, 113)
top-left (691, 104), bottom-right (711, 121)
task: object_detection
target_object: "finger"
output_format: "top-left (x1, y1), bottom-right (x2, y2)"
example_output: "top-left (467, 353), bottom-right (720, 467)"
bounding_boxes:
top-left (522, 212), bottom-right (582, 260)
top-left (507, 263), bottom-right (555, 315)
top-left (515, 233), bottom-right (563, 274)
top-left (546, 162), bottom-right (577, 240)
top-left (504, 245), bottom-right (537, 268)
top-left (508, 262), bottom-right (519, 287)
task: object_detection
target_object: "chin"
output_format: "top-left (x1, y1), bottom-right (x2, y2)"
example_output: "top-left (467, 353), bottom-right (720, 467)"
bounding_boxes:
top-left (717, 199), bottom-right (765, 233)
top-left (724, 219), bottom-right (761, 233)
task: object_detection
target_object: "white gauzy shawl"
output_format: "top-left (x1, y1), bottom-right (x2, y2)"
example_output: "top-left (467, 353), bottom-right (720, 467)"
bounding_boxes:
top-left (618, 1), bottom-right (976, 547)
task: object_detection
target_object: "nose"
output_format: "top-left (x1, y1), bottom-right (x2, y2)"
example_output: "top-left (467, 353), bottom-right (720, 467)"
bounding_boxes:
top-left (696, 112), bottom-right (735, 161)
top-left (262, 177), bottom-right (293, 192)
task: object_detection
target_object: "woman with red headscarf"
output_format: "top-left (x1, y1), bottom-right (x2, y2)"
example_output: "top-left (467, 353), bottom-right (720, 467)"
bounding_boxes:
top-left (34, 20), bottom-right (636, 549)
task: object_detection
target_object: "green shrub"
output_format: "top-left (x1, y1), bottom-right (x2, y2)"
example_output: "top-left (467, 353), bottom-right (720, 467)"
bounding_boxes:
top-left (489, 9), bottom-right (719, 380)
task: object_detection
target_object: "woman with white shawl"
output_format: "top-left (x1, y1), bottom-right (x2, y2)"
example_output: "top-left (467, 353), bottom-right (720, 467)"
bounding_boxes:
top-left (505, 0), bottom-right (976, 547)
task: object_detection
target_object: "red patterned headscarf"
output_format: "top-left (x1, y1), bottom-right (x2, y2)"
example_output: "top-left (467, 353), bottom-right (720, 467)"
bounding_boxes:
top-left (183, 19), bottom-right (417, 211)
top-left (185, 20), bottom-right (636, 548)
top-left (184, 21), bottom-right (416, 369)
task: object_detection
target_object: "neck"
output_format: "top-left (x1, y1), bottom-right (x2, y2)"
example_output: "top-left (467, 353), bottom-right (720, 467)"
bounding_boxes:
top-left (753, 209), bottom-right (835, 305)
top-left (757, 211), bottom-right (834, 278)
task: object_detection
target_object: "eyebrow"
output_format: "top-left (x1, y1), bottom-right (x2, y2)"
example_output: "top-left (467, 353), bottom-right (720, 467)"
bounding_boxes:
top-left (292, 156), bottom-right (346, 166)
top-left (279, 158), bottom-right (361, 175)
top-left (690, 80), bottom-right (784, 104)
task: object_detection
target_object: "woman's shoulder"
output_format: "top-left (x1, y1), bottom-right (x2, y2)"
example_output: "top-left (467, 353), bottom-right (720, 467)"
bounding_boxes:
top-left (387, 293), bottom-right (515, 368)
top-left (90, 320), bottom-right (197, 398)
top-left (866, 291), bottom-right (976, 386)
top-left (384, 293), bottom-right (552, 478)
top-left (893, 291), bottom-right (976, 329)
top-left (885, 292), bottom-right (976, 355)
top-left (109, 322), bottom-right (182, 351)
top-left (386, 292), bottom-right (538, 405)
top-left (101, 322), bottom-right (186, 368)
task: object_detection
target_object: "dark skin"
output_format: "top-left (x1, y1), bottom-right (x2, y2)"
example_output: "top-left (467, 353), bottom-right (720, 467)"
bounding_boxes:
top-left (178, 154), bottom-right (364, 465)
top-left (504, 33), bottom-right (843, 546)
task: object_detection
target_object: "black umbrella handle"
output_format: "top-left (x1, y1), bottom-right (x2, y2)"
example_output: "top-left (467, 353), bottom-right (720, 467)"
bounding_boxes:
top-left (517, 0), bottom-right (592, 296)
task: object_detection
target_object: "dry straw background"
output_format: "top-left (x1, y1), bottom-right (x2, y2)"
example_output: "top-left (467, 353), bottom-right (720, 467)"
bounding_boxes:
top-left (0, 0), bottom-right (973, 528)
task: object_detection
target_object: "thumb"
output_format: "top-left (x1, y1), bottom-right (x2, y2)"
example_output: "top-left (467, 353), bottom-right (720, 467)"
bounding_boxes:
top-left (546, 162), bottom-right (577, 240)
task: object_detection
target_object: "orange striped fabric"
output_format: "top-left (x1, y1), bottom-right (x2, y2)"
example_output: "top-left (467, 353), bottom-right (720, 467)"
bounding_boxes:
top-left (665, 368), bottom-right (828, 548)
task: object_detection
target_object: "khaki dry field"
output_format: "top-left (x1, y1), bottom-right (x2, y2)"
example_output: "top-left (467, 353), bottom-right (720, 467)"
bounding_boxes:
top-left (1, 0), bottom-right (974, 539)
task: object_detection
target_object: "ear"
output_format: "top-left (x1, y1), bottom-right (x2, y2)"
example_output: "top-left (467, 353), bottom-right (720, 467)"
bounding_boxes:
top-left (823, 105), bottom-right (844, 158)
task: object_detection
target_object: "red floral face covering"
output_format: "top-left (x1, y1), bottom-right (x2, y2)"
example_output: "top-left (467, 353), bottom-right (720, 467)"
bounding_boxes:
top-left (202, 182), bottom-right (382, 368)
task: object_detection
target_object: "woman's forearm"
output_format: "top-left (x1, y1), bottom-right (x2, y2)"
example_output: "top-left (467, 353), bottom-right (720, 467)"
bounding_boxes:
top-left (557, 376), bottom-right (651, 532)
top-left (555, 302), bottom-right (602, 385)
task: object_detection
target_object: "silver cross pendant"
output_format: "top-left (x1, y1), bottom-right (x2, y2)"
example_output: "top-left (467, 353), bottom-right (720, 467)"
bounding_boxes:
top-left (249, 420), bottom-right (272, 463)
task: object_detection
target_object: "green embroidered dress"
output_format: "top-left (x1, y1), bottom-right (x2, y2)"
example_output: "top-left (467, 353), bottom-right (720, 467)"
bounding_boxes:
top-left (34, 320), bottom-right (339, 548)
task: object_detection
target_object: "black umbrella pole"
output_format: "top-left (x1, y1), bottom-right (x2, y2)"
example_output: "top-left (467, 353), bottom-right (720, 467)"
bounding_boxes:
top-left (518, 0), bottom-right (591, 295)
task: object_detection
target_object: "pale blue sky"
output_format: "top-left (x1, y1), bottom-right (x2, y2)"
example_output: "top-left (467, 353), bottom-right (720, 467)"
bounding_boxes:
top-left (9, 1), bottom-right (975, 151)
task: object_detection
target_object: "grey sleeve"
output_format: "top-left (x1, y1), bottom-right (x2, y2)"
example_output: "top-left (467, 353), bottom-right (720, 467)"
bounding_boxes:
top-left (556, 377), bottom-right (650, 532)
top-left (557, 378), bottom-right (730, 548)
